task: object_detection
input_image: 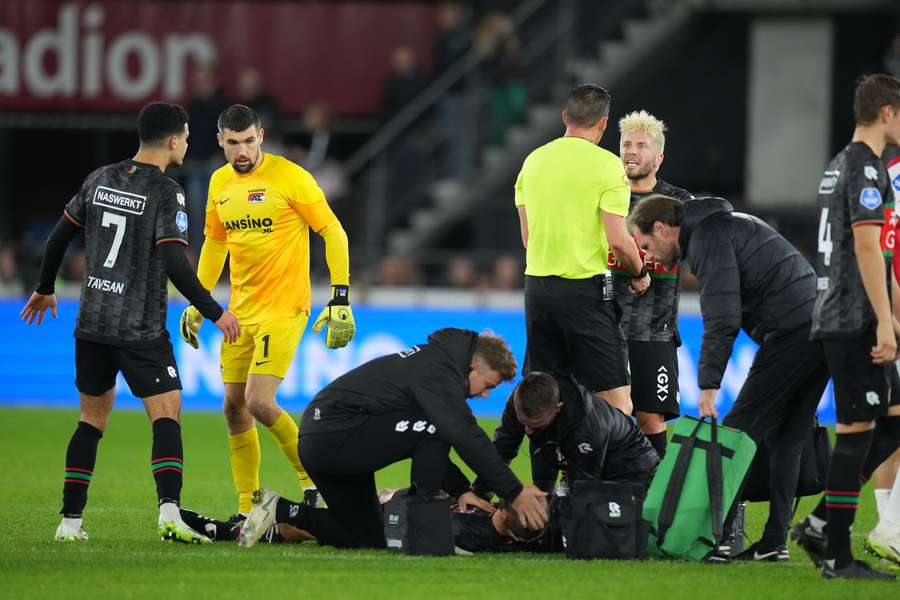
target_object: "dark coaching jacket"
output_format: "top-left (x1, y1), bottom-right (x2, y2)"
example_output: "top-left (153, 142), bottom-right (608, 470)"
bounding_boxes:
top-left (448, 373), bottom-right (659, 497)
top-left (680, 197), bottom-right (817, 390)
top-left (301, 328), bottom-right (523, 502)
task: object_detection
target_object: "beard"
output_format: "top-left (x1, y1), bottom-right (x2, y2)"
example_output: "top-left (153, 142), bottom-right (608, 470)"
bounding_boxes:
top-left (625, 162), bottom-right (654, 181)
top-left (231, 151), bottom-right (258, 173)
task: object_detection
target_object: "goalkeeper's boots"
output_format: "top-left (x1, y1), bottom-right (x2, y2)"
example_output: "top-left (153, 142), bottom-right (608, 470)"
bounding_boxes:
top-left (734, 541), bottom-right (789, 562)
top-left (158, 503), bottom-right (211, 545)
top-left (55, 517), bottom-right (89, 542)
top-left (791, 516), bottom-right (826, 567)
top-left (821, 559), bottom-right (896, 581)
top-left (865, 523), bottom-right (900, 568)
top-left (239, 488), bottom-right (280, 548)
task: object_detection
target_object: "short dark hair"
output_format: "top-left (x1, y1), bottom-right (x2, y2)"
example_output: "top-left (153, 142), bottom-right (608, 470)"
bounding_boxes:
top-left (475, 332), bottom-right (517, 381)
top-left (627, 194), bottom-right (684, 235)
top-left (217, 104), bottom-right (261, 133)
top-left (854, 74), bottom-right (900, 126)
top-left (137, 102), bottom-right (188, 146)
top-left (565, 84), bottom-right (611, 127)
top-left (501, 497), bottom-right (549, 542)
top-left (513, 372), bottom-right (559, 418)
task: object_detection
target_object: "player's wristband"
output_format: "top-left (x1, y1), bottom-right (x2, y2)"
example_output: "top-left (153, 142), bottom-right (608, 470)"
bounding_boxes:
top-left (632, 266), bottom-right (648, 279)
top-left (330, 284), bottom-right (350, 306)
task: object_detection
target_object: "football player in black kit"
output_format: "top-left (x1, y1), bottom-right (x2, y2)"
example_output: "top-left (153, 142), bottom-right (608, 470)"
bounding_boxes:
top-left (614, 110), bottom-right (693, 459)
top-left (790, 74), bottom-right (900, 580)
top-left (21, 102), bottom-right (240, 544)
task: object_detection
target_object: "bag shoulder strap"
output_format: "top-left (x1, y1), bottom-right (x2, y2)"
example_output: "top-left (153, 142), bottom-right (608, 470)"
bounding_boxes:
top-left (706, 417), bottom-right (724, 544)
top-left (656, 418), bottom-right (704, 546)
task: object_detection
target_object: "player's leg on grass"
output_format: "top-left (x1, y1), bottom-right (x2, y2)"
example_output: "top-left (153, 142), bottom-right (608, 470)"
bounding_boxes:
top-left (866, 404), bottom-right (900, 565)
top-left (56, 388), bottom-right (115, 541)
top-left (223, 382), bottom-right (260, 514)
top-left (245, 373), bottom-right (317, 495)
top-left (872, 447), bottom-right (900, 518)
top-left (143, 390), bottom-right (209, 544)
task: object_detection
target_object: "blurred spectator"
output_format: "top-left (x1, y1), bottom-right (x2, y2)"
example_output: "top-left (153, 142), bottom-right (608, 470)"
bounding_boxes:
top-left (378, 255), bottom-right (420, 286)
top-left (287, 101), bottom-right (348, 200)
top-left (475, 14), bottom-right (527, 146)
top-left (434, 2), bottom-right (475, 178)
top-left (183, 62), bottom-right (230, 247)
top-left (381, 46), bottom-right (429, 121)
top-left (491, 254), bottom-right (522, 290)
top-left (0, 246), bottom-right (23, 297)
top-left (236, 67), bottom-right (284, 152)
top-left (445, 256), bottom-right (478, 288)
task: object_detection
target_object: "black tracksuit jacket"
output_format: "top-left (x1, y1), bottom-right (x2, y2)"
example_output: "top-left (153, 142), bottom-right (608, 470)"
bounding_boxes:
top-left (301, 328), bottom-right (523, 501)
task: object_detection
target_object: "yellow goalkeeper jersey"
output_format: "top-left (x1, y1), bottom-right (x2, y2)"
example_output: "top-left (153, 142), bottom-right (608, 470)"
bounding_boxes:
top-left (204, 153), bottom-right (338, 324)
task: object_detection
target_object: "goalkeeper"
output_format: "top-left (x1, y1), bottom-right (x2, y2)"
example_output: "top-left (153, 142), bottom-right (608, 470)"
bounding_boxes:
top-left (180, 104), bottom-right (353, 515)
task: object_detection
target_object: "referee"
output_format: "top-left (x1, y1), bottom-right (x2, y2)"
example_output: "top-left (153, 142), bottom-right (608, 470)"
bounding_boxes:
top-left (514, 84), bottom-right (648, 416)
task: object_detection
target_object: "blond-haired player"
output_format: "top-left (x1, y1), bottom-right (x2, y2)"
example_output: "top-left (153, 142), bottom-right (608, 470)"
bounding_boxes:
top-left (611, 110), bottom-right (692, 459)
top-left (180, 104), bottom-right (353, 515)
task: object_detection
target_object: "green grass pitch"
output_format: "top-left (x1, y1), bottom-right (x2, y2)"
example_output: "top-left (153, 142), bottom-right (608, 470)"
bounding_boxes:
top-left (0, 407), bottom-right (894, 599)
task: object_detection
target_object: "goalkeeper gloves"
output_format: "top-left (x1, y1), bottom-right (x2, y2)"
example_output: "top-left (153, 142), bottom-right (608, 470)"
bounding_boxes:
top-left (179, 305), bottom-right (202, 349)
top-left (312, 285), bottom-right (355, 349)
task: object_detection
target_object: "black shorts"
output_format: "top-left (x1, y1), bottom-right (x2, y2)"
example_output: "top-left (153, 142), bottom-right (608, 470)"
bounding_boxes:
top-left (627, 340), bottom-right (679, 420)
top-left (75, 337), bottom-right (182, 398)
top-left (523, 275), bottom-right (629, 393)
top-left (821, 334), bottom-right (890, 424)
top-left (891, 361), bottom-right (900, 407)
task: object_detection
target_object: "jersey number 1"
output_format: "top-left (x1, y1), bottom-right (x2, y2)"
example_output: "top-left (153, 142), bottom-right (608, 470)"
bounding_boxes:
top-left (818, 208), bottom-right (832, 267)
top-left (101, 211), bottom-right (127, 268)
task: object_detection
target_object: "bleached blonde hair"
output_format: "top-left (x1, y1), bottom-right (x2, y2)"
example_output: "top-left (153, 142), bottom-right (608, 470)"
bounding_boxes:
top-left (618, 110), bottom-right (667, 154)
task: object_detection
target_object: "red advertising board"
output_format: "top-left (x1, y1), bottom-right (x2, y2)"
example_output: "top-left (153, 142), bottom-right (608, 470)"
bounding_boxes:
top-left (0, 1), bottom-right (437, 114)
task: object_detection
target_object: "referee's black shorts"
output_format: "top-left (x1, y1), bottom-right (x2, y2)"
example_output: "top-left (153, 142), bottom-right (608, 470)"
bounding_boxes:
top-left (523, 274), bottom-right (629, 393)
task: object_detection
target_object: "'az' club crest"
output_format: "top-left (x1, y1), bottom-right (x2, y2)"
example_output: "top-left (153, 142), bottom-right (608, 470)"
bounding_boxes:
top-left (247, 190), bottom-right (266, 203)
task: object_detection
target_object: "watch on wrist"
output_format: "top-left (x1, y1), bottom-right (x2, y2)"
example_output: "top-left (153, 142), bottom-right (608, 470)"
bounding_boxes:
top-left (632, 266), bottom-right (648, 279)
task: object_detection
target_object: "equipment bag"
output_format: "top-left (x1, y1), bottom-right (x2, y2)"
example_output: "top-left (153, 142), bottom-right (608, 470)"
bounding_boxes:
top-left (383, 487), bottom-right (454, 556)
top-left (741, 418), bottom-right (831, 502)
top-left (559, 480), bottom-right (649, 560)
top-left (643, 416), bottom-right (757, 562)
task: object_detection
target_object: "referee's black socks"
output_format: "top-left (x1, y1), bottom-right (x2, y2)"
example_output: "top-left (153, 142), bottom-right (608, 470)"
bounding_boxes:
top-left (61, 421), bottom-right (103, 517)
top-left (646, 432), bottom-right (667, 459)
top-left (151, 418), bottom-right (183, 506)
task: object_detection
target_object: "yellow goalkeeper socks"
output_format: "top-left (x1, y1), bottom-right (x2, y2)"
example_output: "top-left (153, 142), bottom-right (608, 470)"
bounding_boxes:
top-left (228, 427), bottom-right (261, 514)
top-left (268, 410), bottom-right (314, 489)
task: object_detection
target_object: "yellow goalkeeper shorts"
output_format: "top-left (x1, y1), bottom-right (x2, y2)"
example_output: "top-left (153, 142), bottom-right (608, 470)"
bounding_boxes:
top-left (220, 314), bottom-right (308, 382)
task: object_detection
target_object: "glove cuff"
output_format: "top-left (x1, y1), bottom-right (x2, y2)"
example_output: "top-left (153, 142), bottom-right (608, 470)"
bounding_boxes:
top-left (330, 284), bottom-right (350, 306)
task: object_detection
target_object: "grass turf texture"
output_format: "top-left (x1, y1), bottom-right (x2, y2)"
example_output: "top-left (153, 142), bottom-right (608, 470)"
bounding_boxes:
top-left (0, 407), bottom-right (894, 599)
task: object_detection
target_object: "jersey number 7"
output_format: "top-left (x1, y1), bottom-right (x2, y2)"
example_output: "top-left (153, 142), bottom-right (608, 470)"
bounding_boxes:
top-left (101, 210), bottom-right (127, 268)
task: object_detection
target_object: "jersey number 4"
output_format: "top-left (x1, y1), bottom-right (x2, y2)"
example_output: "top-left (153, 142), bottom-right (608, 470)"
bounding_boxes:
top-left (101, 211), bottom-right (127, 268)
top-left (818, 207), bottom-right (833, 267)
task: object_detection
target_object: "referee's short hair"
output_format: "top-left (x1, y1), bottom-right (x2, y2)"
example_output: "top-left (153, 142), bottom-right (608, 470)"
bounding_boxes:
top-left (627, 194), bottom-right (684, 234)
top-left (514, 372), bottom-right (559, 418)
top-left (565, 84), bottom-right (612, 127)
top-left (137, 102), bottom-right (188, 146)
top-left (854, 74), bottom-right (900, 126)
top-left (218, 104), bottom-right (261, 133)
top-left (475, 332), bottom-right (518, 381)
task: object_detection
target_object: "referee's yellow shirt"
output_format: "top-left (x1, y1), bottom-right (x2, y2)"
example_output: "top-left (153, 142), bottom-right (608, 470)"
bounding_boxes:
top-left (514, 137), bottom-right (630, 279)
top-left (204, 153), bottom-right (339, 324)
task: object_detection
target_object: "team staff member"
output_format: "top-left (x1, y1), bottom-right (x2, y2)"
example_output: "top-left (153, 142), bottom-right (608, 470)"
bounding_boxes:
top-left (514, 84), bottom-right (649, 416)
top-left (791, 75), bottom-right (900, 579)
top-left (238, 328), bottom-right (548, 549)
top-left (180, 104), bottom-right (353, 515)
top-left (629, 195), bottom-right (829, 564)
top-left (22, 102), bottom-right (239, 544)
top-left (613, 110), bottom-right (693, 457)
top-left (467, 372), bottom-right (659, 500)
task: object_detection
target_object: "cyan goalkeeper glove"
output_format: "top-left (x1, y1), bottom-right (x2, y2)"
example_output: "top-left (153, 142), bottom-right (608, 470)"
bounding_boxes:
top-left (312, 285), bottom-right (355, 349)
top-left (179, 305), bottom-right (202, 349)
